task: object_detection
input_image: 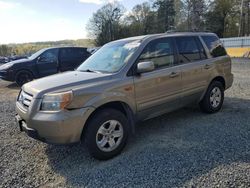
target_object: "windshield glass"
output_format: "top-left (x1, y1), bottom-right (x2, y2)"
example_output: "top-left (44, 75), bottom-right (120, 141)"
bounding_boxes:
top-left (77, 40), bottom-right (141, 73)
top-left (28, 48), bottom-right (47, 59)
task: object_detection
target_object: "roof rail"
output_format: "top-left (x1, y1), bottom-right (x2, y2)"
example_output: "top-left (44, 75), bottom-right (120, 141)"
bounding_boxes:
top-left (165, 29), bottom-right (212, 33)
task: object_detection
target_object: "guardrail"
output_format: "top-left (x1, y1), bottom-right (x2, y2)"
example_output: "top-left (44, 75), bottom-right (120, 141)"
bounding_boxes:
top-left (220, 37), bottom-right (250, 57)
top-left (221, 36), bottom-right (250, 48)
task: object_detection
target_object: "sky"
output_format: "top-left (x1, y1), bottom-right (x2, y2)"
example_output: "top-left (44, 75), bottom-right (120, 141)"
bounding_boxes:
top-left (0, 0), bottom-right (142, 44)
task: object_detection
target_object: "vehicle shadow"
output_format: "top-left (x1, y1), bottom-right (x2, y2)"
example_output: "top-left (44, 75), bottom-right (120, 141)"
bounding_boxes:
top-left (0, 80), bottom-right (19, 90)
top-left (6, 82), bottom-right (19, 89)
top-left (45, 97), bottom-right (250, 187)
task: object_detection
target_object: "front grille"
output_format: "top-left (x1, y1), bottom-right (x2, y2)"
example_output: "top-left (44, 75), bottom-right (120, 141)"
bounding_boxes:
top-left (18, 90), bottom-right (33, 109)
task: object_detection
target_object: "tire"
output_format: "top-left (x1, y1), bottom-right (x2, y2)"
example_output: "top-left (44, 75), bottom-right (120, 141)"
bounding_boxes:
top-left (84, 108), bottom-right (129, 160)
top-left (199, 81), bottom-right (224, 113)
top-left (15, 71), bottom-right (34, 86)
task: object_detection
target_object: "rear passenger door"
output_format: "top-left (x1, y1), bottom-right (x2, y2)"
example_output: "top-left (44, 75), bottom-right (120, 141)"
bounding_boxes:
top-left (134, 37), bottom-right (182, 120)
top-left (201, 35), bottom-right (229, 77)
top-left (77, 48), bottom-right (90, 63)
top-left (175, 36), bottom-right (210, 104)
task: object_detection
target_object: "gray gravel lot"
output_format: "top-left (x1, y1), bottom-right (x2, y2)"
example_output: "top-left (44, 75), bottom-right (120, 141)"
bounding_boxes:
top-left (0, 59), bottom-right (250, 188)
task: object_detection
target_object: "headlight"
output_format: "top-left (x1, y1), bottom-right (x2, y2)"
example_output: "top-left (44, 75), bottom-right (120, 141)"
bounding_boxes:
top-left (41, 91), bottom-right (73, 111)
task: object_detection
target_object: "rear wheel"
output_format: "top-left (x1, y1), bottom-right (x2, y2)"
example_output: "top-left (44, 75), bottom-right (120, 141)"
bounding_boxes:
top-left (84, 108), bottom-right (129, 160)
top-left (15, 71), bottom-right (33, 86)
top-left (199, 81), bottom-right (224, 113)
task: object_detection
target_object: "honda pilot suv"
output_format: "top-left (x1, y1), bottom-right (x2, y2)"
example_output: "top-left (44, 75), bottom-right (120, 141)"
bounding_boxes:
top-left (15, 32), bottom-right (233, 160)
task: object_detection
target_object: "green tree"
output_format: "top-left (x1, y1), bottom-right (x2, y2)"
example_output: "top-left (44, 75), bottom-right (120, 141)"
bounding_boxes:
top-left (153, 0), bottom-right (176, 32)
top-left (205, 0), bottom-right (239, 37)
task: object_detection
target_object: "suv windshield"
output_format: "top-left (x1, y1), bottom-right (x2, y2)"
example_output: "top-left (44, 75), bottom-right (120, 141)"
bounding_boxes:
top-left (77, 40), bottom-right (141, 73)
top-left (28, 49), bottom-right (47, 60)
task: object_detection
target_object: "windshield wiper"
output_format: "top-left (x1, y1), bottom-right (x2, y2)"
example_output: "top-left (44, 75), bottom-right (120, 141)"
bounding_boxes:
top-left (79, 69), bottom-right (102, 73)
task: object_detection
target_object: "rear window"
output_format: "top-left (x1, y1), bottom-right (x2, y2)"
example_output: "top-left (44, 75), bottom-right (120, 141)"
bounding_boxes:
top-left (60, 48), bottom-right (89, 59)
top-left (201, 35), bottom-right (227, 57)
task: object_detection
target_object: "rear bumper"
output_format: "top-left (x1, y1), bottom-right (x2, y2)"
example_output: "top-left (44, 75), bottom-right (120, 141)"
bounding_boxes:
top-left (16, 101), bottom-right (95, 144)
top-left (225, 73), bottom-right (234, 89)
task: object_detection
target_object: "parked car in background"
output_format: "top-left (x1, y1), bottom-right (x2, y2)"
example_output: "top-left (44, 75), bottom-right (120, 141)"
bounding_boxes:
top-left (0, 47), bottom-right (91, 86)
top-left (8, 55), bottom-right (28, 62)
top-left (0, 56), bottom-right (9, 64)
top-left (15, 32), bottom-right (233, 160)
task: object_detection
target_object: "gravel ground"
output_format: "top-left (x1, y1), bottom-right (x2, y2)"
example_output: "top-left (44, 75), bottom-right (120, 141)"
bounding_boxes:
top-left (0, 59), bottom-right (250, 188)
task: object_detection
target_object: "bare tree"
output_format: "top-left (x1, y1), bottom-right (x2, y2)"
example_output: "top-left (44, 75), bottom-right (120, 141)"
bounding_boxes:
top-left (86, 2), bottom-right (125, 45)
top-left (126, 2), bottom-right (155, 35)
top-left (182, 0), bottom-right (207, 30)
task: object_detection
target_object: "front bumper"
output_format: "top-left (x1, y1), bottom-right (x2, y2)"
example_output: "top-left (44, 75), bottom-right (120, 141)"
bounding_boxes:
top-left (0, 70), bottom-right (14, 81)
top-left (16, 101), bottom-right (95, 144)
top-left (16, 115), bottom-right (45, 142)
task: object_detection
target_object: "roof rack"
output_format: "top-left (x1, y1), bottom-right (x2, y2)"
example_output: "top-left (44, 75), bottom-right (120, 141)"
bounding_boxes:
top-left (165, 29), bottom-right (211, 33)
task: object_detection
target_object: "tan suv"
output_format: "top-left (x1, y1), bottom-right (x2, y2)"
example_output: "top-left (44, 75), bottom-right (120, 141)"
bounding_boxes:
top-left (15, 32), bottom-right (233, 160)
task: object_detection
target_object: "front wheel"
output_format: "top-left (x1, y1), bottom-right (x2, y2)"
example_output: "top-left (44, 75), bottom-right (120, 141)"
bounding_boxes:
top-left (84, 108), bottom-right (129, 160)
top-left (15, 71), bottom-right (34, 86)
top-left (199, 81), bottom-right (224, 113)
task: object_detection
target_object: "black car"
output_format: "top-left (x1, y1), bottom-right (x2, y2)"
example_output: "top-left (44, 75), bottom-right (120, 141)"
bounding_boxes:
top-left (0, 47), bottom-right (91, 86)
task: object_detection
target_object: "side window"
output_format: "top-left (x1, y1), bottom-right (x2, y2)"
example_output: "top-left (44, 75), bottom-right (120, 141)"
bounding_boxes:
top-left (201, 35), bottom-right (227, 57)
top-left (60, 48), bottom-right (89, 61)
top-left (76, 48), bottom-right (89, 58)
top-left (59, 48), bottom-right (73, 60)
top-left (175, 36), bottom-right (205, 64)
top-left (196, 37), bottom-right (207, 60)
top-left (138, 37), bottom-right (175, 69)
top-left (39, 49), bottom-right (58, 63)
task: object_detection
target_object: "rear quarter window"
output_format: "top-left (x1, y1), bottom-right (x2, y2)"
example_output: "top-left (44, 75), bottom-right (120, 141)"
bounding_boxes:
top-left (74, 48), bottom-right (89, 58)
top-left (201, 35), bottom-right (227, 57)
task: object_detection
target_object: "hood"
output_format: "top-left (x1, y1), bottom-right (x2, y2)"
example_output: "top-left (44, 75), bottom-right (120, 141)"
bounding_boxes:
top-left (23, 71), bottom-right (112, 98)
top-left (10, 58), bottom-right (30, 64)
top-left (0, 61), bottom-right (15, 70)
top-left (0, 58), bottom-right (31, 70)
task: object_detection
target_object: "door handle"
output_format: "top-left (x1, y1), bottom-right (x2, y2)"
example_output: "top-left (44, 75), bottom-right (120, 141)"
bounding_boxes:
top-left (204, 64), bottom-right (211, 69)
top-left (169, 72), bottom-right (180, 78)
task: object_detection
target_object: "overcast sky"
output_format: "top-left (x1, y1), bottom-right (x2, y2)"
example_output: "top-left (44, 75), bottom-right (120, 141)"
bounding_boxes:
top-left (0, 0), bottom-right (140, 44)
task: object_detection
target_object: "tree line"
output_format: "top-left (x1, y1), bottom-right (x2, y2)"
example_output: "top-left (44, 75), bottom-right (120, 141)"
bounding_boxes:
top-left (87, 0), bottom-right (250, 46)
top-left (0, 39), bottom-right (94, 57)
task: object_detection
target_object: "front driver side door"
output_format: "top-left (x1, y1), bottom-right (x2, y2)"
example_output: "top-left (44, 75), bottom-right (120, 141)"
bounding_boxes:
top-left (37, 48), bottom-right (59, 77)
top-left (133, 37), bottom-right (182, 120)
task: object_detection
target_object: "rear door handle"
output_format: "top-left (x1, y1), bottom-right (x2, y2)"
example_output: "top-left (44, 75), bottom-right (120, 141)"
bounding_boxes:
top-left (204, 64), bottom-right (211, 69)
top-left (169, 72), bottom-right (180, 78)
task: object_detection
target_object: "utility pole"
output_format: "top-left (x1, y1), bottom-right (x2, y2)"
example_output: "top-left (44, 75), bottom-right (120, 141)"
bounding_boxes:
top-left (239, 0), bottom-right (244, 37)
top-left (248, 0), bottom-right (250, 36)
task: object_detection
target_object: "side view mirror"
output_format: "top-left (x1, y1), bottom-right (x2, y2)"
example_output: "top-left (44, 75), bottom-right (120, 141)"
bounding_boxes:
top-left (37, 56), bottom-right (47, 62)
top-left (137, 61), bottom-right (155, 74)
